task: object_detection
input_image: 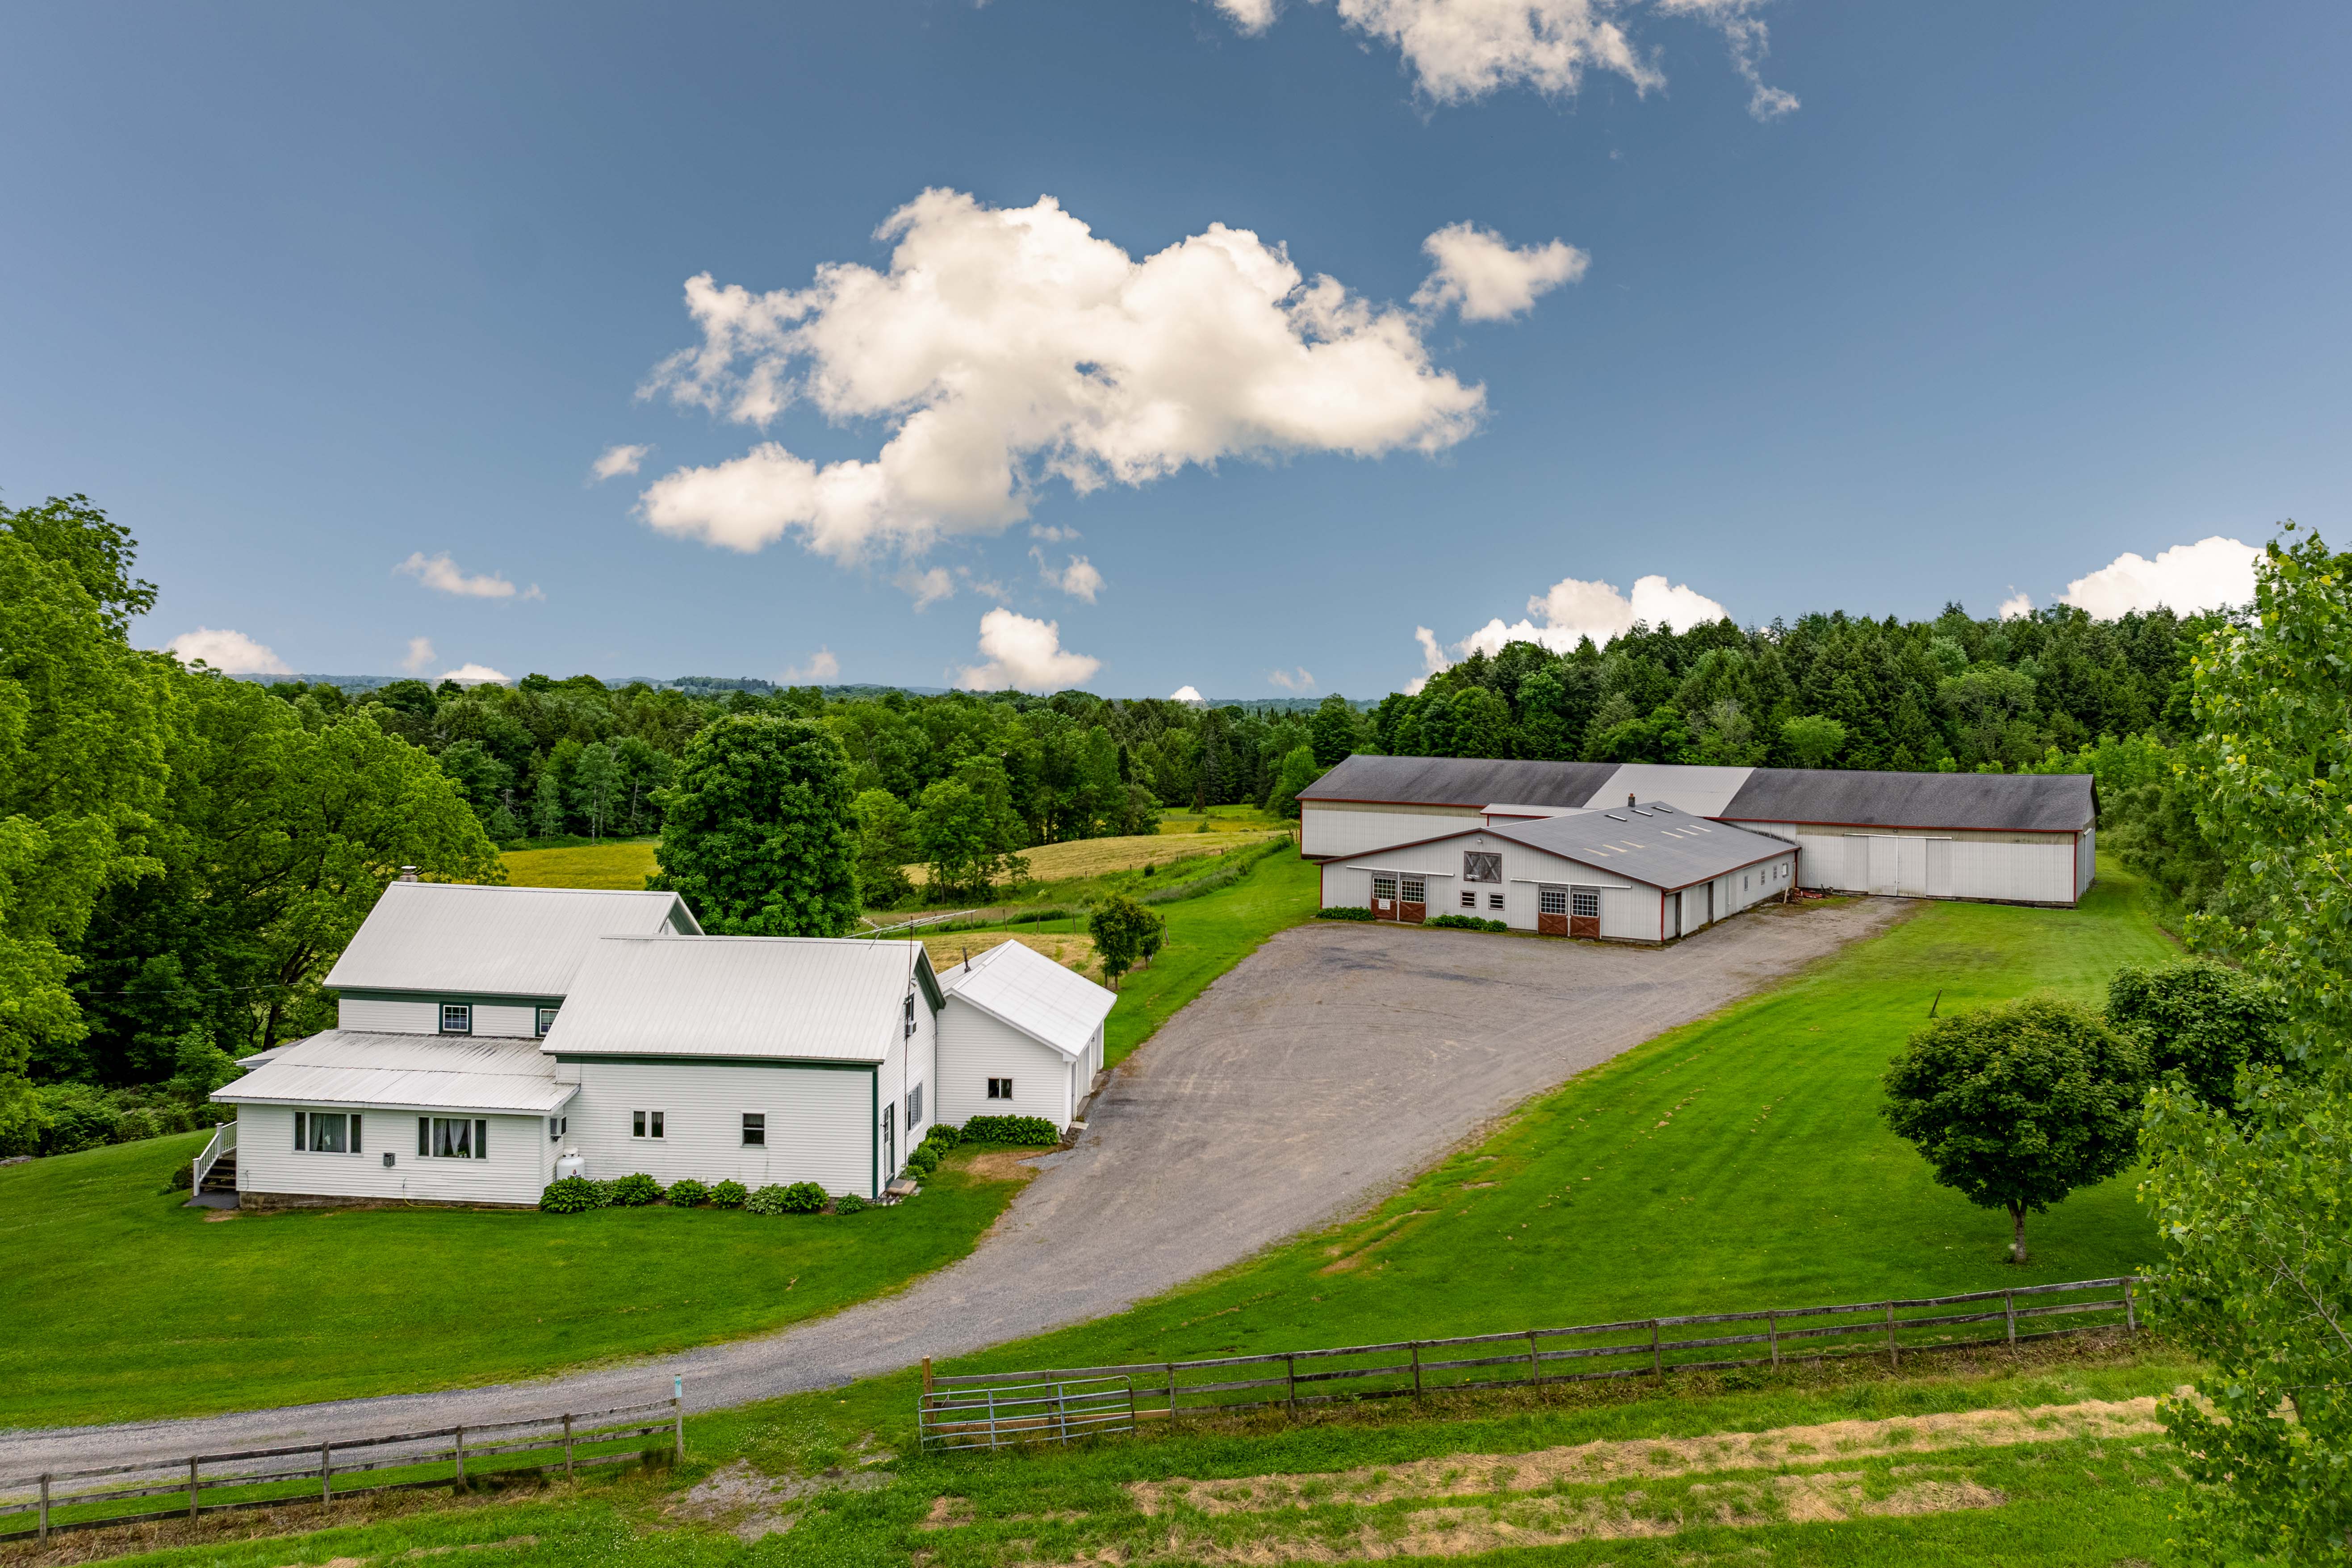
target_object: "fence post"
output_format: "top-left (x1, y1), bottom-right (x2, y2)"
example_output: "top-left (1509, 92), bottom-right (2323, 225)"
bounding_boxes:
top-left (1166, 1363), bottom-right (1178, 1423)
top-left (1285, 1355), bottom-right (1297, 1418)
top-left (1768, 1311), bottom-right (1779, 1369)
top-left (2124, 1279), bottom-right (2137, 1333)
top-left (1527, 1332), bottom-right (1543, 1388)
top-left (454, 1425), bottom-right (466, 1489)
top-left (322, 1441), bottom-right (333, 1502)
top-left (188, 1455), bottom-right (200, 1520)
top-left (1650, 1321), bottom-right (1662, 1378)
top-left (564, 1414), bottom-right (575, 1479)
top-left (2005, 1290), bottom-right (2017, 1349)
top-left (922, 1357), bottom-right (934, 1395)
top-left (674, 1374), bottom-right (686, 1460)
top-left (1885, 1303), bottom-right (1898, 1369)
top-left (38, 1474), bottom-right (49, 1543)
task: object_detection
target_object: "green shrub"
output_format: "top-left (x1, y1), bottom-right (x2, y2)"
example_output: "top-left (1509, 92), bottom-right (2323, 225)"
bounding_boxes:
top-left (833, 1191), bottom-right (867, 1215)
top-left (779, 1180), bottom-right (829, 1214)
top-left (1315, 906), bottom-right (1375, 922)
top-left (1483, 918), bottom-right (1510, 933)
top-left (961, 1114), bottom-right (1060, 1146)
top-left (744, 1184), bottom-right (791, 1216)
top-left (905, 1144), bottom-right (941, 1176)
top-left (922, 1122), bottom-right (962, 1150)
top-left (708, 1179), bottom-right (749, 1210)
top-left (665, 1178), bottom-right (711, 1208)
top-left (611, 1172), bottom-right (663, 1206)
top-left (589, 1179), bottom-right (620, 1206)
top-left (539, 1176), bottom-right (606, 1214)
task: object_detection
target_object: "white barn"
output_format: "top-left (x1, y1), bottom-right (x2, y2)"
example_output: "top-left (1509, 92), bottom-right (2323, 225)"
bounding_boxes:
top-left (1300, 757), bottom-right (2097, 908)
top-left (213, 883), bottom-right (1113, 1209)
top-left (1316, 799), bottom-right (1797, 942)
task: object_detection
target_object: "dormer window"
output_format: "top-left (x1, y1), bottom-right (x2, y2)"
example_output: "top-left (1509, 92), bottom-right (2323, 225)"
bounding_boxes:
top-left (536, 1005), bottom-right (559, 1037)
top-left (440, 1004), bottom-right (472, 1035)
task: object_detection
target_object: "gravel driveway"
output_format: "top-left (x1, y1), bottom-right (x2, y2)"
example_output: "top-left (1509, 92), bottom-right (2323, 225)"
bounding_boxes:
top-left (2, 898), bottom-right (1897, 1472)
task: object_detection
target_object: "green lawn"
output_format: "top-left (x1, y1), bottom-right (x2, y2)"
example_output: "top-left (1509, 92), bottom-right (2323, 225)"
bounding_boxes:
top-left (501, 837), bottom-right (660, 889)
top-left (0, 1142), bottom-right (1025, 1428)
top-left (966, 863), bottom-right (2175, 1378)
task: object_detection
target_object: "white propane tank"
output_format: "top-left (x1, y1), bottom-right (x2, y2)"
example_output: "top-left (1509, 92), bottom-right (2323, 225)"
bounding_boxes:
top-left (555, 1152), bottom-right (585, 1181)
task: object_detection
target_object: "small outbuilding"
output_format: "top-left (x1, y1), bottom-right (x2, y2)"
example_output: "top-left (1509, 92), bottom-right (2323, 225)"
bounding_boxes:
top-left (935, 938), bottom-right (1115, 1129)
top-left (1316, 799), bottom-right (1797, 943)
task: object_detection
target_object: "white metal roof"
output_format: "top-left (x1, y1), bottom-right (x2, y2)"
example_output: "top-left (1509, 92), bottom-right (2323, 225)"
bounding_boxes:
top-left (323, 882), bottom-right (700, 997)
top-left (939, 939), bottom-right (1117, 1061)
top-left (211, 1032), bottom-right (573, 1114)
top-left (1587, 764), bottom-right (1758, 817)
top-left (546, 936), bottom-right (934, 1062)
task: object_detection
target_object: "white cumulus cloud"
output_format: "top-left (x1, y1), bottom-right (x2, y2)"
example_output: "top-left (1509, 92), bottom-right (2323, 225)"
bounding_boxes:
top-left (439, 663), bottom-right (511, 686)
top-left (1222, 0), bottom-right (1796, 120)
top-left (590, 443), bottom-right (652, 482)
top-left (1997, 590), bottom-right (2034, 620)
top-left (782, 648), bottom-right (842, 683)
top-left (955, 607), bottom-right (1102, 693)
top-left (1037, 552), bottom-right (1105, 602)
top-left (636, 190), bottom-right (1540, 570)
top-left (1169, 684), bottom-right (1205, 703)
top-left (163, 627), bottom-right (292, 675)
top-left (1412, 572), bottom-right (1729, 688)
top-left (398, 552), bottom-right (519, 599)
top-left (402, 636), bottom-right (436, 674)
top-left (898, 565), bottom-right (957, 610)
top-left (1269, 666), bottom-right (1316, 692)
top-left (2057, 536), bottom-right (2261, 619)
top-left (1414, 224), bottom-right (1587, 322)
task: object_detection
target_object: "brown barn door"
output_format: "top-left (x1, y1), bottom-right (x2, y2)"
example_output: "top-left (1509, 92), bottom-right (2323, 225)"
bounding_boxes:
top-left (1569, 886), bottom-right (1602, 940)
top-left (1399, 877), bottom-right (1427, 924)
top-left (1371, 873), bottom-right (1398, 920)
top-left (1538, 884), bottom-right (1569, 936)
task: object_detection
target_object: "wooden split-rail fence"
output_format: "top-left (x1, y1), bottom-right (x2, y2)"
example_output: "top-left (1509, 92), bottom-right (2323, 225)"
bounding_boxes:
top-left (0, 1394), bottom-right (684, 1543)
top-left (918, 1276), bottom-right (2140, 1452)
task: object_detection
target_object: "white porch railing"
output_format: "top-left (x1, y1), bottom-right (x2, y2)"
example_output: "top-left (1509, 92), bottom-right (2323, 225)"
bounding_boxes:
top-left (191, 1121), bottom-right (236, 1199)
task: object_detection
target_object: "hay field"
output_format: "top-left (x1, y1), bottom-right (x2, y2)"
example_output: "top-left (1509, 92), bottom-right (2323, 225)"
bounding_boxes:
top-left (904, 828), bottom-right (1283, 887)
top-left (502, 838), bottom-right (660, 889)
top-left (915, 929), bottom-right (1102, 982)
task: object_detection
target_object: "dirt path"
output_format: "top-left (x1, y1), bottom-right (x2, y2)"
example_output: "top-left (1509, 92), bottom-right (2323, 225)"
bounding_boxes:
top-left (0, 900), bottom-right (1897, 1474)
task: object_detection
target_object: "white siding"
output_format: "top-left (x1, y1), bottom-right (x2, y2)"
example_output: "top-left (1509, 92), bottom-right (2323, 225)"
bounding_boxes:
top-left (1302, 801), bottom-right (1482, 858)
top-left (338, 996), bottom-right (437, 1033)
top-left (1785, 828), bottom-right (2080, 905)
top-left (566, 1060), bottom-right (875, 1196)
top-left (935, 999), bottom-right (1074, 1129)
top-left (234, 1104), bottom-right (544, 1205)
top-left (2076, 827), bottom-right (2096, 899)
top-left (1598, 883), bottom-right (1660, 941)
top-left (474, 1004), bottom-right (539, 1039)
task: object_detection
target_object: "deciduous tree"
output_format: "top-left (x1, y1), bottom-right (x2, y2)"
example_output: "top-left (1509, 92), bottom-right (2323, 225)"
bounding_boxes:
top-left (655, 715), bottom-right (861, 936)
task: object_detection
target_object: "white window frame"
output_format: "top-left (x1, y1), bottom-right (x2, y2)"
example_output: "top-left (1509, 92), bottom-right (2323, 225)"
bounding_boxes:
top-left (535, 1005), bottom-right (560, 1037)
top-left (741, 1112), bottom-right (766, 1147)
top-left (294, 1109), bottom-right (361, 1154)
top-left (986, 1077), bottom-right (1013, 1101)
top-left (1539, 886), bottom-right (1569, 916)
top-left (906, 1082), bottom-right (924, 1130)
top-left (632, 1109), bottom-right (665, 1139)
top-left (418, 1116), bottom-right (485, 1159)
top-left (440, 1003), bottom-right (472, 1036)
top-left (1570, 888), bottom-right (1601, 919)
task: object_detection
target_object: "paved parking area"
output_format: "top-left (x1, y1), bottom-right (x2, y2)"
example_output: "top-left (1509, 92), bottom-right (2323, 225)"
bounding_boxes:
top-left (3, 899), bottom-right (1898, 1469)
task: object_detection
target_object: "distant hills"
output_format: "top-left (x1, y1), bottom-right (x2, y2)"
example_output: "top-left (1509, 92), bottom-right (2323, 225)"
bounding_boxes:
top-left (236, 673), bottom-right (1367, 711)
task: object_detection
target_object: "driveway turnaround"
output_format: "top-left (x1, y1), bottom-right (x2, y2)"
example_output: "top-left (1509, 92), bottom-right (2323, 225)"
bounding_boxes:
top-left (2, 899), bottom-right (1900, 1472)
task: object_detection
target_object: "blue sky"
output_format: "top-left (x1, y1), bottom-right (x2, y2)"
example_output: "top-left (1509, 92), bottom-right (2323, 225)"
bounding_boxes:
top-left (3, 1), bottom-right (2346, 698)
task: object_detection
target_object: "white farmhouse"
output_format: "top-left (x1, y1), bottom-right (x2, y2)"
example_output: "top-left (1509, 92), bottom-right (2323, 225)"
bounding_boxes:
top-left (212, 882), bottom-right (1113, 1209)
top-left (1314, 800), bottom-right (1797, 942)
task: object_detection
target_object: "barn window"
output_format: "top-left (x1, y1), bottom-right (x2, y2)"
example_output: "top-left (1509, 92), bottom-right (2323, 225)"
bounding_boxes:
top-left (1400, 878), bottom-right (1427, 904)
top-left (632, 1110), bottom-right (665, 1139)
top-left (439, 1004), bottom-right (472, 1035)
top-left (1463, 852), bottom-right (1501, 882)
top-left (1371, 874), bottom-right (1398, 903)
top-left (1460, 891), bottom-right (1476, 908)
top-left (1571, 889), bottom-right (1601, 919)
top-left (1540, 887), bottom-right (1568, 916)
top-left (987, 1077), bottom-right (1013, 1100)
top-left (741, 1113), bottom-right (766, 1147)
top-left (1488, 893), bottom-right (1505, 910)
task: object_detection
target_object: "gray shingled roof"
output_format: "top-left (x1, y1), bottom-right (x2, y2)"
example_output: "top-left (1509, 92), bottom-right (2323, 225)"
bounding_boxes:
top-left (1486, 805), bottom-right (1795, 891)
top-left (1720, 769), bottom-right (2094, 832)
top-left (1298, 754), bottom-right (1618, 808)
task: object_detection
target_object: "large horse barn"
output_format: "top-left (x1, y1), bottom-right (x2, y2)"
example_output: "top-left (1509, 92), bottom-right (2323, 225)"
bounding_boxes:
top-left (1300, 757), bottom-right (2097, 943)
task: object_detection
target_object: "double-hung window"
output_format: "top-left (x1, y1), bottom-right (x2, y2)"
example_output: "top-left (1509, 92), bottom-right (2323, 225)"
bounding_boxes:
top-left (294, 1110), bottom-right (360, 1153)
top-left (986, 1077), bottom-right (1013, 1100)
top-left (419, 1117), bottom-right (485, 1158)
top-left (440, 1003), bottom-right (472, 1035)
top-left (632, 1110), bottom-right (665, 1139)
top-left (905, 1082), bottom-right (925, 1129)
top-left (741, 1113), bottom-right (766, 1147)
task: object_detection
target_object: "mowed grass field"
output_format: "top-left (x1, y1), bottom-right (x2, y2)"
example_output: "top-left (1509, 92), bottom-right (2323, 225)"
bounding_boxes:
top-left (0, 1141), bottom-right (1027, 1428)
top-left (904, 828), bottom-right (1286, 886)
top-left (501, 837), bottom-right (659, 889)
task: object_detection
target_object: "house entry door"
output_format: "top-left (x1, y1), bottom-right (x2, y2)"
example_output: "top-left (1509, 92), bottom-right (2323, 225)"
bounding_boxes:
top-left (881, 1103), bottom-right (896, 1182)
top-left (1371, 873), bottom-right (1398, 920)
top-left (1398, 876), bottom-right (1427, 924)
top-left (1569, 886), bottom-right (1602, 940)
top-left (1537, 885), bottom-right (1569, 936)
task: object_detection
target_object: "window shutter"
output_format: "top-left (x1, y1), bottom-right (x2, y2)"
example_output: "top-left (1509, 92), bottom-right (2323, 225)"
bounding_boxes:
top-left (294, 1111), bottom-right (306, 1151)
top-left (476, 1120), bottom-right (488, 1159)
top-left (418, 1116), bottom-right (429, 1157)
top-left (352, 1114), bottom-right (363, 1154)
